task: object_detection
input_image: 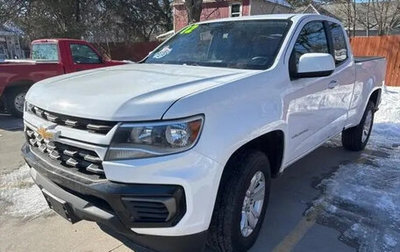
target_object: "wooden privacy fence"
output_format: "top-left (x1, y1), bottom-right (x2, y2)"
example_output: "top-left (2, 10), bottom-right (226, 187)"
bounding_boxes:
top-left (98, 41), bottom-right (161, 62)
top-left (351, 36), bottom-right (400, 86)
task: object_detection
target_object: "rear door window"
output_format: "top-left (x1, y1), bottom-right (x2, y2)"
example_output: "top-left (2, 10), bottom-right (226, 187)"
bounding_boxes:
top-left (329, 22), bottom-right (348, 64)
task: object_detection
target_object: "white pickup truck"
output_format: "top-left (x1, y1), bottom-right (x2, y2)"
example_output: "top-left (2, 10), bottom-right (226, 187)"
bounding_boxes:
top-left (22, 14), bottom-right (386, 252)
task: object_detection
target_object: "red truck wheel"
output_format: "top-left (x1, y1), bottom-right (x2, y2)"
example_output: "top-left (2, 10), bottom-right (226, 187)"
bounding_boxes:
top-left (6, 88), bottom-right (27, 118)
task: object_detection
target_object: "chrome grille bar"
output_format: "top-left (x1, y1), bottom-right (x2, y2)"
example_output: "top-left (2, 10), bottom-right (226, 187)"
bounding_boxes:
top-left (28, 105), bottom-right (116, 135)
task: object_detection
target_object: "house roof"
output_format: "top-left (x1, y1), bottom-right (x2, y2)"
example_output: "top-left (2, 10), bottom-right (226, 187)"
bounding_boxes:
top-left (268, 0), bottom-right (291, 8)
top-left (0, 26), bottom-right (15, 36)
top-left (0, 22), bottom-right (23, 36)
top-left (295, 4), bottom-right (339, 20)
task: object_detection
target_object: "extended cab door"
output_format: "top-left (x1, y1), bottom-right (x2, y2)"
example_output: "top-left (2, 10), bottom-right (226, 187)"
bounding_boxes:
top-left (65, 42), bottom-right (105, 73)
top-left (286, 20), bottom-right (355, 162)
top-left (327, 21), bottom-right (356, 128)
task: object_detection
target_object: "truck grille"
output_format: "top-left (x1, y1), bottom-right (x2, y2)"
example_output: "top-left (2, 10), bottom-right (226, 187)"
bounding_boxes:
top-left (25, 127), bottom-right (105, 179)
top-left (27, 105), bottom-right (116, 135)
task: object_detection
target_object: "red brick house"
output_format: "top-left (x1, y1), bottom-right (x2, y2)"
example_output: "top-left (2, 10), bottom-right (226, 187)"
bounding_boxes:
top-left (173, 0), bottom-right (292, 31)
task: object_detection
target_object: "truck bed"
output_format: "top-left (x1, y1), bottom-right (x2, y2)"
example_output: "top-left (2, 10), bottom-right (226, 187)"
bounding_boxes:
top-left (354, 56), bottom-right (385, 63)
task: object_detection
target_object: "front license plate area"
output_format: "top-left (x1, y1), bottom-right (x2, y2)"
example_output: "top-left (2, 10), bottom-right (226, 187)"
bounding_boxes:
top-left (42, 189), bottom-right (80, 223)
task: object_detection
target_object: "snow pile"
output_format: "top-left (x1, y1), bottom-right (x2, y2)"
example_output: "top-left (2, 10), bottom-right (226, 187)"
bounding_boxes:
top-left (0, 164), bottom-right (50, 218)
top-left (314, 87), bottom-right (400, 251)
top-left (375, 86), bottom-right (400, 124)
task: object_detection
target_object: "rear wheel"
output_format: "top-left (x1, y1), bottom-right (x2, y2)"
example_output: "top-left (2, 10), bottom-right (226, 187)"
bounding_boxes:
top-left (6, 87), bottom-right (28, 118)
top-left (208, 150), bottom-right (271, 252)
top-left (342, 101), bottom-right (375, 151)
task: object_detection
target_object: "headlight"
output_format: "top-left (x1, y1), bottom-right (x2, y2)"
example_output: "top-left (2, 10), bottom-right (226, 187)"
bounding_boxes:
top-left (105, 115), bottom-right (204, 160)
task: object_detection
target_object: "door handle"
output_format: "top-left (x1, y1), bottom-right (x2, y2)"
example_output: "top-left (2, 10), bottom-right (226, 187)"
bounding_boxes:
top-left (328, 80), bottom-right (338, 89)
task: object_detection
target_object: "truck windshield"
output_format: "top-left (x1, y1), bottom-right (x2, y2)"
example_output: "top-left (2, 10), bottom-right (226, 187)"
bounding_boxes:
top-left (145, 20), bottom-right (291, 70)
top-left (31, 43), bottom-right (59, 62)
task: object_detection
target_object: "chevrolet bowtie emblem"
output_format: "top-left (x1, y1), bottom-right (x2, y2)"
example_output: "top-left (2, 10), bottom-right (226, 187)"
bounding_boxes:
top-left (37, 127), bottom-right (55, 140)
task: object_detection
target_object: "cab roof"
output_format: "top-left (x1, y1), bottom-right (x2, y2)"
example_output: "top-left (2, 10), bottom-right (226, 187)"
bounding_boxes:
top-left (31, 38), bottom-right (87, 44)
top-left (198, 14), bottom-right (333, 25)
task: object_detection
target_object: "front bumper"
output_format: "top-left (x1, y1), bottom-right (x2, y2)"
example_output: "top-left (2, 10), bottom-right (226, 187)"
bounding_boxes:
top-left (22, 143), bottom-right (207, 252)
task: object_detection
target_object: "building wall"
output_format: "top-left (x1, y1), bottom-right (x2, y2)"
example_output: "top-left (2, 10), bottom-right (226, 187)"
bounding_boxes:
top-left (174, 0), bottom-right (250, 31)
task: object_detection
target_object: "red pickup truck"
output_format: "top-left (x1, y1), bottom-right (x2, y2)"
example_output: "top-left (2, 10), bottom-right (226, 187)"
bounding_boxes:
top-left (0, 38), bottom-right (125, 117)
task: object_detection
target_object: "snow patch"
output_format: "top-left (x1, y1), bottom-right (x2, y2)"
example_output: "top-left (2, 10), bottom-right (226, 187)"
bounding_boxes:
top-left (0, 164), bottom-right (50, 218)
top-left (314, 87), bottom-right (400, 251)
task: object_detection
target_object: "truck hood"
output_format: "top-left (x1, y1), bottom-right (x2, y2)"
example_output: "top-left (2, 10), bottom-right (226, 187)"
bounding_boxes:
top-left (26, 63), bottom-right (256, 121)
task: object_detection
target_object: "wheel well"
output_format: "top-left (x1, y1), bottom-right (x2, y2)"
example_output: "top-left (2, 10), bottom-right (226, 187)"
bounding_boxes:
top-left (2, 81), bottom-right (33, 112)
top-left (3, 80), bottom-right (33, 95)
top-left (225, 130), bottom-right (284, 178)
top-left (209, 130), bottom-right (285, 230)
top-left (369, 89), bottom-right (381, 108)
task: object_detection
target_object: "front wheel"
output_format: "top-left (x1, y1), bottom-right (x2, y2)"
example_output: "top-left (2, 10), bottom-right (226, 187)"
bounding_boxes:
top-left (6, 88), bottom-right (28, 118)
top-left (342, 101), bottom-right (375, 151)
top-left (208, 150), bottom-right (271, 252)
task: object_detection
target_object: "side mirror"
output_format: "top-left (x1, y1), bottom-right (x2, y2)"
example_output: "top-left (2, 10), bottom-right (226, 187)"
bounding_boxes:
top-left (296, 53), bottom-right (335, 78)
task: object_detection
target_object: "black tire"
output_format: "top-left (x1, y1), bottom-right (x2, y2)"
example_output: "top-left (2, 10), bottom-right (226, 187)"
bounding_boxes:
top-left (208, 150), bottom-right (271, 252)
top-left (5, 87), bottom-right (28, 118)
top-left (342, 101), bottom-right (375, 151)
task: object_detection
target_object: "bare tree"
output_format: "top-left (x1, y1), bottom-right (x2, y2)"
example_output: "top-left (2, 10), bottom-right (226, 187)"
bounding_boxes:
top-left (162, 0), bottom-right (174, 31)
top-left (330, 0), bottom-right (400, 36)
top-left (2, 0), bottom-right (174, 43)
top-left (286, 0), bottom-right (313, 8)
top-left (371, 0), bottom-right (400, 35)
top-left (366, 0), bottom-right (371, 36)
top-left (102, 0), bottom-right (173, 42)
top-left (352, 0), bottom-right (356, 37)
top-left (354, 0), bottom-right (375, 36)
top-left (0, 0), bottom-right (25, 25)
top-left (184, 0), bottom-right (203, 24)
top-left (6, 0), bottom-right (91, 40)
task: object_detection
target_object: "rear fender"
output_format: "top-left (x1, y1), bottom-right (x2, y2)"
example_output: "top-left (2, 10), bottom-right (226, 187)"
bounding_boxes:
top-left (1, 80), bottom-right (34, 111)
top-left (4, 80), bottom-right (34, 90)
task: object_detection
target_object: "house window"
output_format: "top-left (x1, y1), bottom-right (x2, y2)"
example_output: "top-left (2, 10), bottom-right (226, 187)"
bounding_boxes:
top-left (230, 3), bottom-right (242, 17)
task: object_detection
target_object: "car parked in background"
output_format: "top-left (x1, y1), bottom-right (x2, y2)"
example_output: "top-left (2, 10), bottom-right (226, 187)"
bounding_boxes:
top-left (0, 39), bottom-right (126, 117)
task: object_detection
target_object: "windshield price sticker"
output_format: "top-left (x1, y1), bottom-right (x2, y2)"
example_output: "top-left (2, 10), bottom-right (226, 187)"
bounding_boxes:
top-left (180, 24), bottom-right (199, 34)
top-left (153, 46), bottom-right (172, 59)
